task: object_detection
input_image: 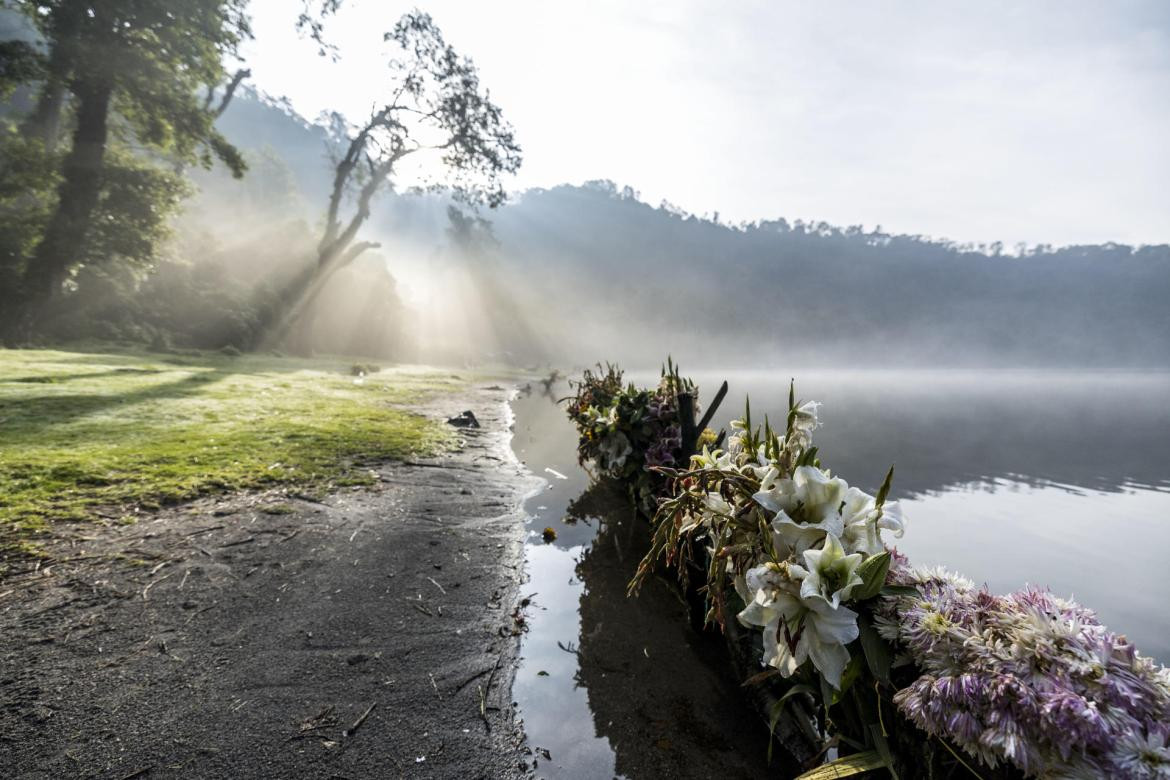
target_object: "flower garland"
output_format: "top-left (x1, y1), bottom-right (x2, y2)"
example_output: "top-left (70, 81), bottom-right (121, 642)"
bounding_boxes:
top-left (566, 364), bottom-right (1170, 779)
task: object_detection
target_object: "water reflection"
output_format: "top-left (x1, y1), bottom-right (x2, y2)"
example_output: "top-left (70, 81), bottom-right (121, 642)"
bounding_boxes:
top-left (572, 481), bottom-right (780, 779)
top-left (511, 385), bottom-right (776, 778)
top-left (511, 370), bottom-right (1170, 778)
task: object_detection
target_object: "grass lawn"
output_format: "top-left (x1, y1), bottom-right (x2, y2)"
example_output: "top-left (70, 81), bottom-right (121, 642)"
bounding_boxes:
top-left (0, 345), bottom-right (462, 557)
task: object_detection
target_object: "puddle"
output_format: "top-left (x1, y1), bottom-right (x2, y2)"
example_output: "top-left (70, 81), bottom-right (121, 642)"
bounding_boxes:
top-left (509, 383), bottom-right (773, 779)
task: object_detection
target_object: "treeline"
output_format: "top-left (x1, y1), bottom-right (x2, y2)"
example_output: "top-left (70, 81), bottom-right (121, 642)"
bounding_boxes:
top-left (354, 180), bottom-right (1169, 368)
top-left (476, 181), bottom-right (1170, 366)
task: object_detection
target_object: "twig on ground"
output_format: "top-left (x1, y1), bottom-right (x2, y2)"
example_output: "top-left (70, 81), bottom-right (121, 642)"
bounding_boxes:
top-left (184, 525), bottom-right (224, 538)
top-left (142, 570), bottom-right (176, 600)
top-left (476, 652), bottom-right (505, 733)
top-left (183, 604), bottom-right (216, 626)
top-left (451, 665), bottom-right (493, 693)
top-left (219, 536), bottom-right (255, 548)
top-left (478, 684), bottom-right (490, 732)
top-left (426, 576), bottom-right (446, 595)
top-left (411, 603), bottom-right (433, 617)
top-left (343, 702), bottom-right (377, 739)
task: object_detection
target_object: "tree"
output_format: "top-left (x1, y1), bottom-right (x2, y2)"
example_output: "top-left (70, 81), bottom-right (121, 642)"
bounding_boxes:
top-left (3, 0), bottom-right (251, 339)
top-left (270, 9), bottom-right (521, 345)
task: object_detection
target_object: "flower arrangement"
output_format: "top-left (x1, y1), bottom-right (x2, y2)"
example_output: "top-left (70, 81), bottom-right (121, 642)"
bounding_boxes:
top-left (564, 361), bottom-right (711, 510)
top-left (568, 363), bottom-right (1170, 779)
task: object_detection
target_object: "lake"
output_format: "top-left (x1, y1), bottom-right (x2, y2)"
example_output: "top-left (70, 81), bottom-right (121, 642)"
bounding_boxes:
top-left (509, 369), bottom-right (1170, 778)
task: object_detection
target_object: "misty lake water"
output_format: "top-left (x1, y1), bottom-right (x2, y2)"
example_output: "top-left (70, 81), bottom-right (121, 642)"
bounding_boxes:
top-left (509, 369), bottom-right (1170, 779)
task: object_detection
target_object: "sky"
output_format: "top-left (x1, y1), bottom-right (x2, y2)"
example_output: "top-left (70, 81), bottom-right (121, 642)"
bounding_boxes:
top-left (242, 0), bottom-right (1170, 247)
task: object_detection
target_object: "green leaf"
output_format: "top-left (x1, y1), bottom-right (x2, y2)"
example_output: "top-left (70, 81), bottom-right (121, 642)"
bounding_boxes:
top-left (853, 551), bottom-right (892, 601)
top-left (875, 465), bottom-right (895, 509)
top-left (795, 751), bottom-right (888, 779)
top-left (858, 613), bottom-right (892, 684)
top-left (765, 683), bottom-right (816, 764)
top-left (880, 584), bottom-right (920, 599)
top-left (868, 725), bottom-right (900, 780)
top-left (835, 651), bottom-right (865, 700)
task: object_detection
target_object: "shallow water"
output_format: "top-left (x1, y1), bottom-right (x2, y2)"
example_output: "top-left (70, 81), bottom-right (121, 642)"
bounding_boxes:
top-left (511, 369), bottom-right (1170, 778)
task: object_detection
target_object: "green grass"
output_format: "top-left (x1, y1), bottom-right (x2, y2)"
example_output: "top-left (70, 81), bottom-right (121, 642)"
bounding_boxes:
top-left (0, 346), bottom-right (462, 553)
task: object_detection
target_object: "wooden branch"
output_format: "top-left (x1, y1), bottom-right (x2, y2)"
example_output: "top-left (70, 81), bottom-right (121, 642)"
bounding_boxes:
top-left (678, 392), bottom-right (697, 457)
top-left (213, 68), bottom-right (251, 118)
top-left (339, 241), bottom-right (381, 267)
top-left (696, 381), bottom-right (729, 433)
top-left (321, 146), bottom-right (411, 265)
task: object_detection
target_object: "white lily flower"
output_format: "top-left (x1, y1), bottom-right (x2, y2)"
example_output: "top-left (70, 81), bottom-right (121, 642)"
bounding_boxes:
top-left (737, 562), bottom-right (860, 688)
top-left (756, 466), bottom-right (851, 557)
top-left (702, 492), bottom-right (734, 519)
top-left (691, 445), bottom-right (736, 471)
top-left (800, 533), bottom-right (864, 608)
top-left (876, 500), bottom-right (906, 537)
top-left (792, 400), bottom-right (821, 433)
top-left (839, 490), bottom-right (906, 556)
top-left (794, 466), bottom-right (848, 523)
top-left (598, 431), bottom-right (632, 468)
top-left (753, 469), bottom-right (797, 515)
top-left (772, 510), bottom-right (845, 558)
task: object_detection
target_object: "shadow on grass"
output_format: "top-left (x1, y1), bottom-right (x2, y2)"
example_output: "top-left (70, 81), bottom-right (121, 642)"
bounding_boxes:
top-left (1, 368), bottom-right (166, 385)
top-left (0, 370), bottom-right (230, 430)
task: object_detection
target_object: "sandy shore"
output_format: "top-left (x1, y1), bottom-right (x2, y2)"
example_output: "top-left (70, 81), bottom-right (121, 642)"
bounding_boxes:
top-left (0, 383), bottom-right (542, 779)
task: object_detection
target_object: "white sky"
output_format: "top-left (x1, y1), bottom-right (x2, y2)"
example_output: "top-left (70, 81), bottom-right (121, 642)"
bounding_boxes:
top-left (242, 0), bottom-right (1170, 247)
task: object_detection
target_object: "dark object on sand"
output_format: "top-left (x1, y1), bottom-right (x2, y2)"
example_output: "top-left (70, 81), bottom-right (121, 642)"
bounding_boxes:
top-left (447, 410), bottom-right (481, 428)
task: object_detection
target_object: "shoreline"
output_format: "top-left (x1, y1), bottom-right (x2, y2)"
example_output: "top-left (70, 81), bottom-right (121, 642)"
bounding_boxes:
top-left (0, 382), bottom-right (542, 778)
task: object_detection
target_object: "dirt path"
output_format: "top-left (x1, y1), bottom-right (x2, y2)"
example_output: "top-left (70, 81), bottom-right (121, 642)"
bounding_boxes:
top-left (0, 385), bottom-right (541, 779)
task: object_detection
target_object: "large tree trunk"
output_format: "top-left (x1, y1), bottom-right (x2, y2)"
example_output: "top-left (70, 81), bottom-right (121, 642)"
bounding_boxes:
top-left (21, 79), bottom-right (112, 331)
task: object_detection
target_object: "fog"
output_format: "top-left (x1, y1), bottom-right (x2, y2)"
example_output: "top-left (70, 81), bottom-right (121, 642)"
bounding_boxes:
top-left (162, 89), bottom-right (1168, 370)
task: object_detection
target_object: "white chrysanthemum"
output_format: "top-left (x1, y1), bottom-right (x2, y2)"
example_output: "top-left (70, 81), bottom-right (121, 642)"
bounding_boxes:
top-left (908, 565), bottom-right (974, 592)
top-left (1110, 729), bottom-right (1170, 777)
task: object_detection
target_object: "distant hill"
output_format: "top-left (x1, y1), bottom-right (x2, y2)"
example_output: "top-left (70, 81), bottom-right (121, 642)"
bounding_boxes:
top-left (160, 91), bottom-right (1170, 368)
